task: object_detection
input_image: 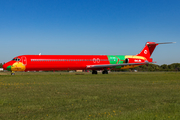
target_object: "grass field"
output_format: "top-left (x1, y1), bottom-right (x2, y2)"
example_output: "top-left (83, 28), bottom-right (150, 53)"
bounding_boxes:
top-left (0, 72), bottom-right (180, 120)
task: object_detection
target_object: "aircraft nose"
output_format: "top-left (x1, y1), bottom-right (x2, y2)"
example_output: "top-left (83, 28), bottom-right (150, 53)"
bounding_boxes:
top-left (2, 64), bottom-right (12, 71)
top-left (2, 64), bottom-right (7, 70)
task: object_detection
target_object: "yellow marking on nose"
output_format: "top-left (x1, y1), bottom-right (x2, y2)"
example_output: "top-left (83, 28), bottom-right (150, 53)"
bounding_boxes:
top-left (11, 62), bottom-right (26, 71)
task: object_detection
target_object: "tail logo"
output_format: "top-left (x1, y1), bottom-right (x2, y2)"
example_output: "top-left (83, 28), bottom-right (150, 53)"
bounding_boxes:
top-left (144, 50), bottom-right (148, 54)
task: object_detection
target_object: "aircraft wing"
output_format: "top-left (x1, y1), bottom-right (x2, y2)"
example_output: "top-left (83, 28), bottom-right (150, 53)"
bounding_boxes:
top-left (86, 62), bottom-right (152, 69)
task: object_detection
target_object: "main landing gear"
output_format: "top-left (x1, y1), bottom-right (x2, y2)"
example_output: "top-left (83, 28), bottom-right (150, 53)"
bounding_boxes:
top-left (102, 70), bottom-right (108, 74)
top-left (92, 70), bottom-right (98, 74)
top-left (92, 70), bottom-right (108, 74)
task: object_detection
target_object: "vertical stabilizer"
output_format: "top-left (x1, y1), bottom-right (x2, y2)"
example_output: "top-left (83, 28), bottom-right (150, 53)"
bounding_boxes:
top-left (137, 42), bottom-right (175, 60)
top-left (137, 42), bottom-right (158, 59)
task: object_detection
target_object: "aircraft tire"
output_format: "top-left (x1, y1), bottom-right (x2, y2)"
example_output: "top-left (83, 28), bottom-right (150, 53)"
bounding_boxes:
top-left (92, 70), bottom-right (97, 74)
top-left (11, 73), bottom-right (15, 75)
top-left (102, 70), bottom-right (108, 74)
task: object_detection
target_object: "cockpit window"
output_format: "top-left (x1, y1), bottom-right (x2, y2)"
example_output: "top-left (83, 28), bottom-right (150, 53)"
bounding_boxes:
top-left (12, 57), bottom-right (21, 61)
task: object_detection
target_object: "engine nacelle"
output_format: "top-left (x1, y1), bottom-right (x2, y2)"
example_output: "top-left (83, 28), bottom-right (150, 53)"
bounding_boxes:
top-left (125, 58), bottom-right (145, 63)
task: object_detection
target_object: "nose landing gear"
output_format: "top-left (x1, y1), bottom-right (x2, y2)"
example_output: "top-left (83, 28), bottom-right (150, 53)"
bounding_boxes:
top-left (11, 71), bottom-right (15, 75)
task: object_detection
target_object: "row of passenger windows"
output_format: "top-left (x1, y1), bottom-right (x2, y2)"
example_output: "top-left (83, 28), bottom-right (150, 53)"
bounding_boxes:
top-left (31, 59), bottom-right (115, 62)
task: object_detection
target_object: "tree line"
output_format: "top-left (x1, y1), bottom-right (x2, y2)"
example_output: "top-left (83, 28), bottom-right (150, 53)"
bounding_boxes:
top-left (0, 63), bottom-right (2, 68)
top-left (0, 63), bottom-right (180, 71)
top-left (121, 63), bottom-right (180, 72)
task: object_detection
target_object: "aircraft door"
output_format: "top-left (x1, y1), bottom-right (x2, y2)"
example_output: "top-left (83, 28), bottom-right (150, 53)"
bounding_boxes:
top-left (21, 56), bottom-right (27, 66)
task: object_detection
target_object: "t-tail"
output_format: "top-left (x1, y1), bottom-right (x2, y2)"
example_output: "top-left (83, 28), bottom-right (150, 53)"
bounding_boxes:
top-left (136, 42), bottom-right (175, 62)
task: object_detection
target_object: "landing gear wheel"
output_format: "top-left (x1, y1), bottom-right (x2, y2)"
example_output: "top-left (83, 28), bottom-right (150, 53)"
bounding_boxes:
top-left (92, 70), bottom-right (97, 74)
top-left (102, 70), bottom-right (108, 74)
top-left (11, 72), bottom-right (15, 75)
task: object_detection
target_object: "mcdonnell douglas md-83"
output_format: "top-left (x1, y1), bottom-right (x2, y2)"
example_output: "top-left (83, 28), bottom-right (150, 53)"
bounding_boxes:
top-left (3, 42), bottom-right (175, 75)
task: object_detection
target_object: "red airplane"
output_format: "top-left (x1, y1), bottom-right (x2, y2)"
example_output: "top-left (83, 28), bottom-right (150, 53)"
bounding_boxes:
top-left (3, 42), bottom-right (174, 75)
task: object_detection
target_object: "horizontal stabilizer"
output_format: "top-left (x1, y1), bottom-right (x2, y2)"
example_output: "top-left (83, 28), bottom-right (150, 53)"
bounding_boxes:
top-left (147, 42), bottom-right (176, 45)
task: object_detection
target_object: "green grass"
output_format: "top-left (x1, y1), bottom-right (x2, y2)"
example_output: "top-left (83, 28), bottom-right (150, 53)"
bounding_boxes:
top-left (0, 72), bottom-right (180, 120)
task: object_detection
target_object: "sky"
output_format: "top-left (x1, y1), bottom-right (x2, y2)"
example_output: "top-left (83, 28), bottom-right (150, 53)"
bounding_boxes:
top-left (0, 0), bottom-right (179, 65)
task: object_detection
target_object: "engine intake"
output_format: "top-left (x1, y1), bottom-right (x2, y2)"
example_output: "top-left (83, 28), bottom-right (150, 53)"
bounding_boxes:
top-left (125, 58), bottom-right (129, 63)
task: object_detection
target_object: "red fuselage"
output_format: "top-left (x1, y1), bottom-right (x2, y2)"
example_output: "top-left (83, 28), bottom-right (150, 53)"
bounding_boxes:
top-left (25, 55), bottom-right (111, 71)
top-left (3, 55), bottom-right (113, 71)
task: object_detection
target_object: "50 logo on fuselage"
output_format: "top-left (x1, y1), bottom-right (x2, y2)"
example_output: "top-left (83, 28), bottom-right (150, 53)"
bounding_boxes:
top-left (93, 58), bottom-right (100, 63)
